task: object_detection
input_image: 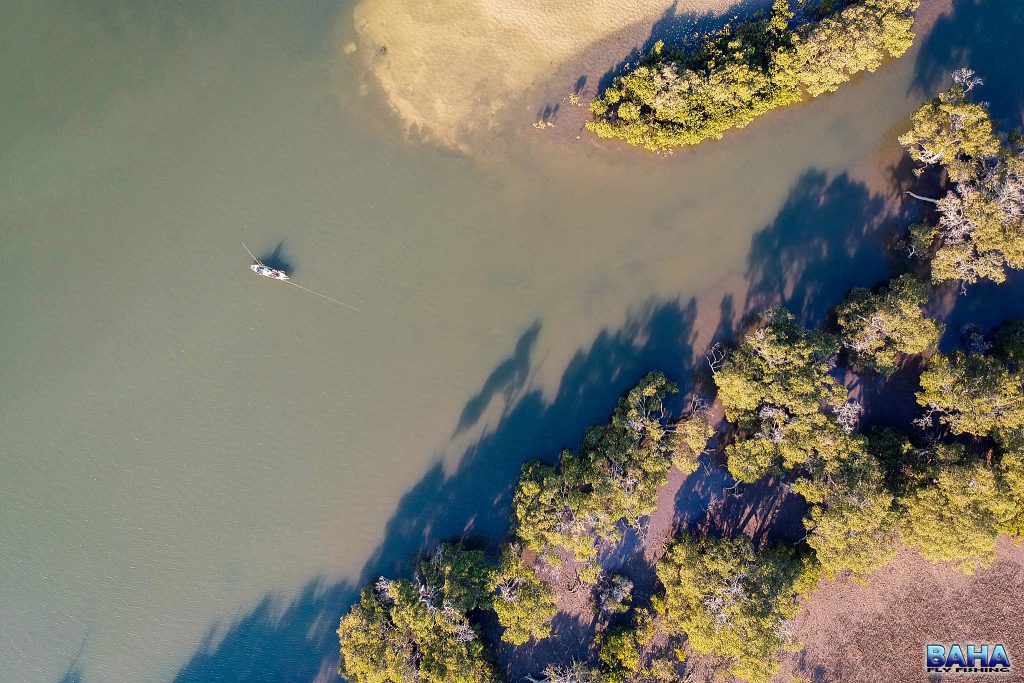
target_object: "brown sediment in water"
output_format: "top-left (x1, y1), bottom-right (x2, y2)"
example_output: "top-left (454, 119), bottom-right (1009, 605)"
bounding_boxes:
top-left (346, 0), bottom-right (768, 150)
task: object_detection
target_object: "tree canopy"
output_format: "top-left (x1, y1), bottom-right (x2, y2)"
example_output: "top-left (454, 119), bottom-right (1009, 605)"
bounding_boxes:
top-left (418, 542), bottom-right (493, 613)
top-left (338, 578), bottom-right (496, 683)
top-left (714, 309), bottom-right (855, 482)
top-left (901, 72), bottom-right (1024, 285)
top-left (792, 0), bottom-right (918, 97)
top-left (510, 457), bottom-right (600, 571)
top-left (489, 545), bottom-right (558, 645)
top-left (900, 71), bottom-right (1000, 181)
top-left (795, 443), bottom-right (899, 580)
top-left (996, 438), bottom-right (1024, 540)
top-left (597, 608), bottom-right (656, 683)
top-left (511, 372), bottom-right (707, 576)
top-left (587, 0), bottom-right (919, 151)
top-left (579, 371), bottom-right (695, 528)
top-left (835, 274), bottom-right (944, 374)
top-left (656, 533), bottom-right (819, 683)
top-left (899, 444), bottom-right (1010, 573)
top-left (917, 349), bottom-right (1024, 438)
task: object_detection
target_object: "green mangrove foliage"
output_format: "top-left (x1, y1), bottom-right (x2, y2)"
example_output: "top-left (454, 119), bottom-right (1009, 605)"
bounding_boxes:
top-left (713, 308), bottom-right (856, 482)
top-left (338, 577), bottom-right (496, 683)
top-left (996, 436), bottom-right (1024, 539)
top-left (579, 371), bottom-right (700, 520)
top-left (901, 71), bottom-right (1024, 285)
top-left (835, 274), bottom-right (944, 374)
top-left (674, 406), bottom-right (716, 473)
top-left (597, 608), bottom-right (656, 683)
top-left (587, 0), bottom-right (919, 151)
top-left (510, 457), bottom-right (598, 572)
top-left (797, 411), bottom-right (1024, 579)
top-left (792, 0), bottom-right (918, 97)
top-left (899, 444), bottom-right (1012, 573)
top-left (418, 542), bottom-right (493, 613)
top-left (900, 71), bottom-right (1001, 182)
top-left (794, 443), bottom-right (899, 580)
top-left (807, 422), bottom-right (1024, 576)
top-left (861, 425), bottom-right (919, 491)
top-left (511, 372), bottom-right (710, 577)
top-left (656, 532), bottom-right (819, 683)
top-left (489, 545), bottom-right (558, 645)
top-left (917, 349), bottom-right (1024, 439)
top-left (847, 421), bottom-right (1024, 575)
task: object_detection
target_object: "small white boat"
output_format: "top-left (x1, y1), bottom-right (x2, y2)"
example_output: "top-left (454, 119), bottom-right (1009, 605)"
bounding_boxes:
top-left (241, 240), bottom-right (357, 310)
top-left (250, 263), bottom-right (290, 280)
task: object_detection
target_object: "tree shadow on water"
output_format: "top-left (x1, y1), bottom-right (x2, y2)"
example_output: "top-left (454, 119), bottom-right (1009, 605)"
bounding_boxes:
top-left (454, 320), bottom-right (541, 436)
top-left (744, 169), bottom-right (898, 326)
top-left (172, 298), bottom-right (703, 682)
top-left (912, 0), bottom-right (1024, 129)
top-left (174, 579), bottom-right (354, 683)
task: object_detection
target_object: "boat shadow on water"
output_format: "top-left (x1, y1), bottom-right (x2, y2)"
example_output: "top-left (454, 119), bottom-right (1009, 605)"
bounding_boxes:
top-left (255, 241), bottom-right (295, 277)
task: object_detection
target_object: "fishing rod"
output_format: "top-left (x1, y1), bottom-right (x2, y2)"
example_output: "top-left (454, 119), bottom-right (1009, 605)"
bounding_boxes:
top-left (284, 281), bottom-right (359, 311)
top-left (241, 241), bottom-right (262, 265)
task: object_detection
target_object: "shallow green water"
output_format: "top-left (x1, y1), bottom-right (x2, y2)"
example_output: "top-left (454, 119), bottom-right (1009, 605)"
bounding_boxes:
top-left (1, 1), bottom-right (1021, 681)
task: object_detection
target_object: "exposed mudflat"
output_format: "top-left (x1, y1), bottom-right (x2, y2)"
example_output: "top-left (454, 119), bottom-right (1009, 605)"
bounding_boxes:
top-left (781, 539), bottom-right (1024, 683)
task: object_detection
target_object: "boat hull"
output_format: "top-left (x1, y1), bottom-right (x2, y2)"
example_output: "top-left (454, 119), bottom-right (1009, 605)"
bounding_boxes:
top-left (250, 264), bottom-right (290, 280)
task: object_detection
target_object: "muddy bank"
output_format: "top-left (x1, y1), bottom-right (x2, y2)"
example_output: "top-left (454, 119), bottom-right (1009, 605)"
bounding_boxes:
top-left (781, 539), bottom-right (1024, 683)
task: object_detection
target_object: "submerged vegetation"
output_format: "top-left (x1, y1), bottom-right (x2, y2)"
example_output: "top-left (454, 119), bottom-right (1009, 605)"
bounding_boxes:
top-left (587, 0), bottom-right (920, 151)
top-left (338, 73), bottom-right (1024, 683)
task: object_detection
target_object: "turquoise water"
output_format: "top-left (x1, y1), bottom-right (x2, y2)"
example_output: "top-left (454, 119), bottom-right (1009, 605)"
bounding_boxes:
top-left (1, 1), bottom-right (1021, 681)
